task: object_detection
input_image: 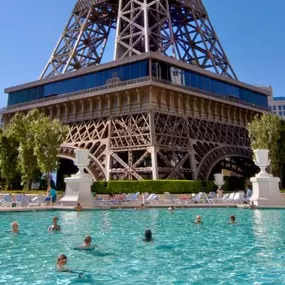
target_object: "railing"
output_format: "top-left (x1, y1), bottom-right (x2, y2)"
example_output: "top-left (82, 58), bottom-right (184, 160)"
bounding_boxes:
top-left (1, 76), bottom-right (152, 113)
top-left (1, 76), bottom-right (269, 113)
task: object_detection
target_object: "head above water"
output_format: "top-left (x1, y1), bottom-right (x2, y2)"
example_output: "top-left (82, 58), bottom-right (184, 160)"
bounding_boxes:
top-left (11, 221), bottom-right (19, 232)
top-left (230, 215), bottom-right (236, 222)
top-left (53, 216), bottom-right (59, 223)
top-left (196, 215), bottom-right (201, 220)
top-left (84, 235), bottom-right (92, 245)
top-left (57, 254), bottom-right (67, 265)
top-left (144, 229), bottom-right (152, 241)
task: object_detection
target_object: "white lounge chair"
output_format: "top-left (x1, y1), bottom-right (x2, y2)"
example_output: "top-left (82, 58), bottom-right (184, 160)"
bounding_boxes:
top-left (29, 194), bottom-right (45, 206)
top-left (0, 194), bottom-right (12, 206)
top-left (218, 193), bottom-right (229, 203)
top-left (207, 192), bottom-right (216, 203)
top-left (126, 192), bottom-right (140, 202)
top-left (164, 192), bottom-right (180, 204)
top-left (146, 193), bottom-right (159, 204)
top-left (233, 191), bottom-right (245, 204)
top-left (192, 192), bottom-right (209, 203)
top-left (226, 192), bottom-right (236, 203)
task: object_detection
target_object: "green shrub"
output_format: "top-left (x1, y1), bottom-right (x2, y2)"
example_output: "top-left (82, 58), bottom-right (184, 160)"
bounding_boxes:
top-left (92, 180), bottom-right (215, 194)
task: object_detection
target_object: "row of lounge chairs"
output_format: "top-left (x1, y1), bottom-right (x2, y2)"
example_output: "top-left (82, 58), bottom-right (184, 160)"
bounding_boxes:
top-left (93, 191), bottom-right (250, 206)
top-left (0, 191), bottom-right (251, 207)
top-left (0, 194), bottom-right (46, 207)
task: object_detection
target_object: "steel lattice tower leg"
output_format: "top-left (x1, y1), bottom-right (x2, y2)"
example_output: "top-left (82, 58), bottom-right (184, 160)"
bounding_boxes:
top-left (40, 0), bottom-right (118, 79)
top-left (41, 0), bottom-right (237, 80)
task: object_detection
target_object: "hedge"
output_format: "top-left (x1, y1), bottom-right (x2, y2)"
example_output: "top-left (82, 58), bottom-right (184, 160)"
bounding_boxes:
top-left (91, 180), bottom-right (215, 194)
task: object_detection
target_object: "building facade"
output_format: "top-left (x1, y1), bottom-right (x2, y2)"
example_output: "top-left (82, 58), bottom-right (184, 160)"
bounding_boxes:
top-left (2, 0), bottom-right (270, 181)
top-left (268, 96), bottom-right (285, 119)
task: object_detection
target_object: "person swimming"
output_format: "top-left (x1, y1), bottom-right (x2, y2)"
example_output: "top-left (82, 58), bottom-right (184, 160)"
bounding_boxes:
top-left (74, 235), bottom-right (96, 250)
top-left (56, 254), bottom-right (93, 280)
top-left (168, 206), bottom-right (174, 213)
top-left (48, 217), bottom-right (61, 232)
top-left (194, 215), bottom-right (202, 224)
top-left (56, 254), bottom-right (72, 272)
top-left (11, 221), bottom-right (19, 233)
top-left (229, 215), bottom-right (236, 224)
top-left (75, 203), bottom-right (83, 212)
top-left (136, 204), bottom-right (145, 210)
top-left (143, 229), bottom-right (153, 242)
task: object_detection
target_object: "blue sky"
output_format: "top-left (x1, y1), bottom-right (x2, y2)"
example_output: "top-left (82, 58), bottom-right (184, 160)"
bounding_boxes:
top-left (0, 0), bottom-right (284, 108)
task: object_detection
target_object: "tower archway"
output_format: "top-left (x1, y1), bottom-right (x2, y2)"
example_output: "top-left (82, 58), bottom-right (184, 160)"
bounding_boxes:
top-left (197, 146), bottom-right (257, 180)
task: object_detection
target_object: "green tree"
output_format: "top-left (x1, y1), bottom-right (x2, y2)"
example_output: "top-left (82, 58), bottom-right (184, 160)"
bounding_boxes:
top-left (6, 111), bottom-right (40, 189)
top-left (32, 116), bottom-right (68, 187)
top-left (0, 131), bottom-right (19, 188)
top-left (6, 109), bottom-right (69, 189)
top-left (248, 113), bottom-right (284, 178)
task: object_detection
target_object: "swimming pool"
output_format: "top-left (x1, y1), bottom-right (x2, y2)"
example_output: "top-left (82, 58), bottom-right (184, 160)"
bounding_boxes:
top-left (0, 208), bottom-right (285, 284)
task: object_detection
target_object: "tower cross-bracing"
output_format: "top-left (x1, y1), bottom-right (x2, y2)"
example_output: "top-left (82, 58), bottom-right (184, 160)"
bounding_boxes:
top-left (3, 0), bottom-right (269, 182)
top-left (40, 0), bottom-right (237, 80)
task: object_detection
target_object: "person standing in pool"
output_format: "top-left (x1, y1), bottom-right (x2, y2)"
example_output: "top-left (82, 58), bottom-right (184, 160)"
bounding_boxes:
top-left (75, 203), bottom-right (83, 211)
top-left (56, 254), bottom-right (72, 272)
top-left (229, 215), bottom-right (236, 224)
top-left (143, 230), bottom-right (153, 242)
top-left (11, 221), bottom-right (19, 233)
top-left (48, 217), bottom-right (61, 232)
top-left (74, 235), bottom-right (96, 250)
top-left (168, 206), bottom-right (174, 213)
top-left (194, 215), bottom-right (202, 224)
top-left (56, 254), bottom-right (93, 280)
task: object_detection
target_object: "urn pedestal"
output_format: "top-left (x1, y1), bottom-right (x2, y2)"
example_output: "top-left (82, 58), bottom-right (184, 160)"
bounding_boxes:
top-left (60, 149), bottom-right (94, 207)
top-left (250, 149), bottom-right (285, 207)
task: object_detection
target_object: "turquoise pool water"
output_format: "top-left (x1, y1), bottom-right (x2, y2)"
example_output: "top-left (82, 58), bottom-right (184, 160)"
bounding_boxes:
top-left (0, 208), bottom-right (285, 284)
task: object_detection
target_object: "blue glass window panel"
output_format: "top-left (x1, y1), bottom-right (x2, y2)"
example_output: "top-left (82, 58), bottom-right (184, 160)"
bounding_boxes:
top-left (283, 111), bottom-right (285, 115)
top-left (196, 75), bottom-right (204, 90)
top-left (279, 111), bottom-right (282, 116)
top-left (203, 77), bottom-right (210, 92)
top-left (279, 105), bottom-right (282, 110)
top-left (283, 105), bottom-right (285, 110)
top-left (191, 73), bottom-right (198, 88)
top-left (273, 105), bottom-right (276, 110)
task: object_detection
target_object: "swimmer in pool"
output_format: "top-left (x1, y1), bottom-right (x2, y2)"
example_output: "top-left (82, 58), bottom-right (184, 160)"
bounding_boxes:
top-left (143, 229), bottom-right (153, 242)
top-left (56, 254), bottom-right (72, 272)
top-left (56, 254), bottom-right (92, 280)
top-left (168, 206), bottom-right (174, 213)
top-left (194, 215), bottom-right (202, 224)
top-left (11, 221), bottom-right (19, 233)
top-left (136, 204), bottom-right (145, 210)
top-left (229, 215), bottom-right (236, 224)
top-left (75, 203), bottom-right (83, 212)
top-left (48, 216), bottom-right (61, 232)
top-left (74, 235), bottom-right (96, 250)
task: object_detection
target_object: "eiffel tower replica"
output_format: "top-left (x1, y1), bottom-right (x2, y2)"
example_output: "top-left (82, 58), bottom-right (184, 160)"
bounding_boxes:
top-left (4, 0), bottom-right (270, 181)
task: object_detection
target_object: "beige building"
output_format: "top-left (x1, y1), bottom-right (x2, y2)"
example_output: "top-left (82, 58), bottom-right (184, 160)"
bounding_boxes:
top-left (268, 96), bottom-right (285, 119)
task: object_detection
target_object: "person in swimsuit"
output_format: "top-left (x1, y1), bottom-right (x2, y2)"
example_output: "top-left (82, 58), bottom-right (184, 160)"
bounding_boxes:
top-left (168, 206), bottom-right (174, 213)
top-left (56, 254), bottom-right (72, 272)
top-left (229, 215), bottom-right (236, 224)
top-left (75, 203), bottom-right (83, 211)
top-left (74, 235), bottom-right (96, 250)
top-left (11, 221), bottom-right (19, 233)
top-left (143, 229), bottom-right (153, 242)
top-left (194, 215), bottom-right (202, 224)
top-left (48, 217), bottom-right (61, 232)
